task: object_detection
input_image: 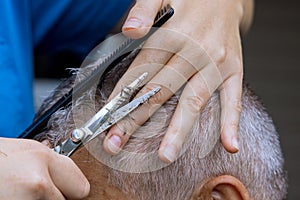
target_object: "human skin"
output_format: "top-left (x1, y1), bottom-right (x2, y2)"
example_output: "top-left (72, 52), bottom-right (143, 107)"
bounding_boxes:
top-left (0, 0), bottom-right (256, 199)
top-left (37, 78), bottom-right (285, 199)
top-left (70, 147), bottom-right (137, 200)
top-left (70, 120), bottom-right (256, 200)
top-left (0, 138), bottom-right (90, 200)
top-left (103, 0), bottom-right (254, 163)
top-left (33, 32), bottom-right (286, 199)
top-left (70, 146), bottom-right (250, 200)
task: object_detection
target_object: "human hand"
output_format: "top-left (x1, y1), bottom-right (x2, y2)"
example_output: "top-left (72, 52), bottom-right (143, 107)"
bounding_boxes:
top-left (103, 0), bottom-right (253, 163)
top-left (0, 137), bottom-right (89, 199)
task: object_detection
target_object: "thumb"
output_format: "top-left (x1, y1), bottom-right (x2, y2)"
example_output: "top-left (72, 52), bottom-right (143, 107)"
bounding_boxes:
top-left (122, 0), bottom-right (163, 39)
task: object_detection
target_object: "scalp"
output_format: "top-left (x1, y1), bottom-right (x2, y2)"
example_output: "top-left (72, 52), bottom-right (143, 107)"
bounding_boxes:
top-left (34, 51), bottom-right (288, 200)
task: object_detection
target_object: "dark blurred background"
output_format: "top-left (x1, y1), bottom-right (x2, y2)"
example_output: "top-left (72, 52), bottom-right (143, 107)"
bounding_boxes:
top-left (34, 0), bottom-right (300, 198)
top-left (243, 0), bottom-right (300, 199)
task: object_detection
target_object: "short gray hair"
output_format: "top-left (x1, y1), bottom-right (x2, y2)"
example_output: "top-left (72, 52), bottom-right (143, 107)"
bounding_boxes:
top-left (35, 57), bottom-right (287, 200)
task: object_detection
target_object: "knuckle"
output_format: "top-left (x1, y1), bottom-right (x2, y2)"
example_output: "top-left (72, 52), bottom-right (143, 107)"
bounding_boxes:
top-left (230, 122), bottom-right (240, 132)
top-left (35, 148), bottom-right (52, 160)
top-left (219, 58), bottom-right (243, 78)
top-left (183, 95), bottom-right (206, 114)
top-left (134, 0), bottom-right (163, 14)
top-left (128, 113), bottom-right (141, 127)
top-left (118, 116), bottom-right (140, 136)
top-left (214, 47), bottom-right (227, 66)
top-left (26, 176), bottom-right (49, 198)
top-left (233, 99), bottom-right (243, 113)
top-left (140, 83), bottom-right (167, 105)
top-left (129, 3), bottom-right (155, 22)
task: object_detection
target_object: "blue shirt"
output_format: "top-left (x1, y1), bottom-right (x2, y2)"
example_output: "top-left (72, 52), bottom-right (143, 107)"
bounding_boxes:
top-left (0, 0), bottom-right (132, 137)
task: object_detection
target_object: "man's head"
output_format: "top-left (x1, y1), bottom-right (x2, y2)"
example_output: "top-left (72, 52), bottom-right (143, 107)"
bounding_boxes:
top-left (35, 60), bottom-right (287, 200)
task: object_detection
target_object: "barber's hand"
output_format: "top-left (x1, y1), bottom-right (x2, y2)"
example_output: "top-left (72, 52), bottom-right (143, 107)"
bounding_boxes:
top-left (103, 0), bottom-right (249, 163)
top-left (0, 138), bottom-right (90, 199)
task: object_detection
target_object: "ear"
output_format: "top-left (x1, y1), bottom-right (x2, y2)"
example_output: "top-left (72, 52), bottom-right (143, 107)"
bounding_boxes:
top-left (191, 175), bottom-right (250, 200)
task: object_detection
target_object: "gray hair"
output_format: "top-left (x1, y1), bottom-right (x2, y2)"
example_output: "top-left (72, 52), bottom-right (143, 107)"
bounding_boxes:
top-left (35, 56), bottom-right (287, 200)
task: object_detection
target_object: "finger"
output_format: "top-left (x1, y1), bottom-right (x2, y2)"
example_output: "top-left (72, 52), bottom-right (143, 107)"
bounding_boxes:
top-left (103, 82), bottom-right (169, 155)
top-left (41, 182), bottom-right (66, 200)
top-left (104, 46), bottom-right (210, 155)
top-left (109, 28), bottom-right (187, 100)
top-left (122, 0), bottom-right (163, 39)
top-left (108, 49), bottom-right (170, 100)
top-left (21, 176), bottom-right (65, 200)
top-left (219, 71), bottom-right (243, 153)
top-left (0, 150), bottom-right (65, 200)
top-left (158, 62), bottom-right (222, 163)
top-left (48, 153), bottom-right (90, 199)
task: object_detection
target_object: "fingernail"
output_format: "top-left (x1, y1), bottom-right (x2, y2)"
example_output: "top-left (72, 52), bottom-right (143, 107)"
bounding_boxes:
top-left (231, 137), bottom-right (239, 151)
top-left (107, 135), bottom-right (122, 154)
top-left (162, 144), bottom-right (177, 163)
top-left (123, 18), bottom-right (143, 30)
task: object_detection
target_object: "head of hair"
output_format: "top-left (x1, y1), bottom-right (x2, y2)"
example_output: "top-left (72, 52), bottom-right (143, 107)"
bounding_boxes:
top-left (35, 54), bottom-right (288, 200)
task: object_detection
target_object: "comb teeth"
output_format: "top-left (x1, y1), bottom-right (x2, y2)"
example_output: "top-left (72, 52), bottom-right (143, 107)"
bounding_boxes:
top-left (18, 5), bottom-right (174, 139)
top-left (75, 5), bottom-right (174, 93)
top-left (154, 4), bottom-right (172, 23)
top-left (73, 37), bottom-right (134, 93)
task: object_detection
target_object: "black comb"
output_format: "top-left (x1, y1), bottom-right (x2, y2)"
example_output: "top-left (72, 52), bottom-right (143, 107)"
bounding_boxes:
top-left (19, 5), bottom-right (174, 139)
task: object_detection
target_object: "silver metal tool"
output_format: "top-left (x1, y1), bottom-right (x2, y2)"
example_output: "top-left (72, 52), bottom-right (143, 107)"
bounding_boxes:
top-left (19, 5), bottom-right (174, 139)
top-left (54, 73), bottom-right (160, 156)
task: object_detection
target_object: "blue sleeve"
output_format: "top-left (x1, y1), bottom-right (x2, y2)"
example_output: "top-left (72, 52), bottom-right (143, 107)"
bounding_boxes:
top-left (0, 0), bottom-right (132, 138)
top-left (32, 0), bottom-right (132, 59)
top-left (0, 0), bottom-right (34, 138)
